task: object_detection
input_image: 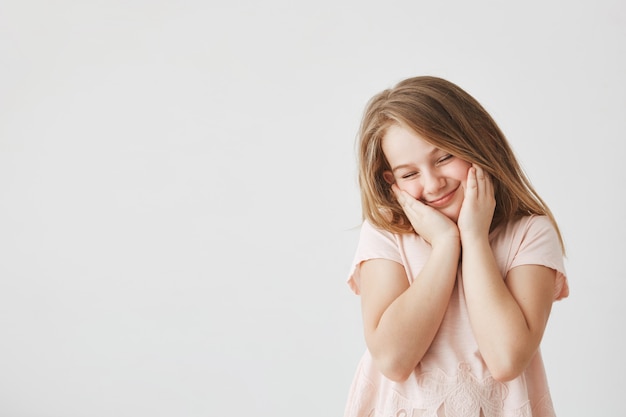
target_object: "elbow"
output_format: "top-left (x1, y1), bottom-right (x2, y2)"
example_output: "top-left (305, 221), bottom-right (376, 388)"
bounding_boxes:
top-left (489, 366), bottom-right (522, 383)
top-left (485, 356), bottom-right (528, 383)
top-left (483, 345), bottom-right (537, 382)
top-left (373, 354), bottom-right (417, 383)
top-left (382, 367), bottom-right (413, 383)
top-left (481, 341), bottom-right (538, 383)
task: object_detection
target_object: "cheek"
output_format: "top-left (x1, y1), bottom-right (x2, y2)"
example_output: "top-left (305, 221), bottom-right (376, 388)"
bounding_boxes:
top-left (399, 182), bottom-right (424, 200)
top-left (453, 161), bottom-right (472, 181)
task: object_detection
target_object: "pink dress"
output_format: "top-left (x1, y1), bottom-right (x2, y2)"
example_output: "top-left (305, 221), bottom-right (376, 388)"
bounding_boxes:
top-left (345, 215), bottom-right (569, 417)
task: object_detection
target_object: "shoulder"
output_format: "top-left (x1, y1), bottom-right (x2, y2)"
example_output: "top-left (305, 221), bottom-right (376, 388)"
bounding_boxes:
top-left (492, 215), bottom-right (559, 250)
top-left (348, 220), bottom-right (426, 295)
top-left (359, 219), bottom-right (397, 242)
top-left (505, 214), bottom-right (553, 231)
top-left (354, 220), bottom-right (402, 260)
top-left (358, 219), bottom-right (427, 254)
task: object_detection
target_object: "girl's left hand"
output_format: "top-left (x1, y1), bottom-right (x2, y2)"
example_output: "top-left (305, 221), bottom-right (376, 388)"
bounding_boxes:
top-left (457, 164), bottom-right (496, 239)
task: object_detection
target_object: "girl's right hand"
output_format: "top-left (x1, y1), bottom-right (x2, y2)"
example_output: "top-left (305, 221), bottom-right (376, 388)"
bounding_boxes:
top-left (391, 184), bottom-right (460, 246)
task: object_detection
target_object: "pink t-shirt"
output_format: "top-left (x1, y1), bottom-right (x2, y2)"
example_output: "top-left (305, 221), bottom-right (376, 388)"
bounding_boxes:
top-left (345, 215), bottom-right (569, 417)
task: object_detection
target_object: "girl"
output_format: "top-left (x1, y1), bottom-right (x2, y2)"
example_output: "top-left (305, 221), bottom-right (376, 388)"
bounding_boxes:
top-left (344, 76), bottom-right (569, 417)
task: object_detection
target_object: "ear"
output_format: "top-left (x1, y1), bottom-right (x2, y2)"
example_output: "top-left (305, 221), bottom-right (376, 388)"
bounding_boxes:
top-left (382, 170), bottom-right (395, 185)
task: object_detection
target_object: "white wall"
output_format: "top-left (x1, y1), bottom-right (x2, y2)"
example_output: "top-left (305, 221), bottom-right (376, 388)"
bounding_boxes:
top-left (0, 1), bottom-right (624, 415)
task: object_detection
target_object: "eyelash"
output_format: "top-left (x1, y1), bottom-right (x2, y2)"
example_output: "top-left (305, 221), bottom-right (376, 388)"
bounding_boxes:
top-left (438, 154), bottom-right (453, 164)
top-left (400, 155), bottom-right (453, 179)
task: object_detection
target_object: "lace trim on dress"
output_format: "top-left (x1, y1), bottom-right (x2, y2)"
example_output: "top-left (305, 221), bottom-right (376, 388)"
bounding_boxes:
top-left (346, 363), bottom-right (539, 417)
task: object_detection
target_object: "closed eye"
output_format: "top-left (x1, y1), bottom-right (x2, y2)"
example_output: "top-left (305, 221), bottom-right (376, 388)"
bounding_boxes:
top-left (401, 172), bottom-right (418, 179)
top-left (437, 154), bottom-right (453, 164)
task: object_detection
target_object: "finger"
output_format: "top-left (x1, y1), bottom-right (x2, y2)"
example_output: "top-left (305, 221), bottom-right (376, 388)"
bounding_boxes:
top-left (472, 164), bottom-right (494, 198)
top-left (474, 164), bottom-right (486, 181)
top-left (465, 166), bottom-right (478, 194)
top-left (391, 184), bottom-right (426, 214)
top-left (474, 165), bottom-right (485, 197)
top-left (390, 184), bottom-right (407, 205)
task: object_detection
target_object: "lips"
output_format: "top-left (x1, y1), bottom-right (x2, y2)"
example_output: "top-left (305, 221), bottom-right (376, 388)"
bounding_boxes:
top-left (424, 188), bottom-right (458, 208)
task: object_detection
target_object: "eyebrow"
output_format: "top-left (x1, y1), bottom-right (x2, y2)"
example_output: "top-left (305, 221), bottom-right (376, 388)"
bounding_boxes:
top-left (391, 163), bottom-right (414, 173)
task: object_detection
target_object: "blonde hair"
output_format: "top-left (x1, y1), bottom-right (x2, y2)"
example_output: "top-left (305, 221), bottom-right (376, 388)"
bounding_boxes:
top-left (357, 76), bottom-right (564, 252)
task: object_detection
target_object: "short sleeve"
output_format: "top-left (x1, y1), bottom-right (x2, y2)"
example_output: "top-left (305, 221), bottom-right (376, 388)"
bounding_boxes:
top-left (347, 220), bottom-right (402, 295)
top-left (510, 216), bottom-right (569, 301)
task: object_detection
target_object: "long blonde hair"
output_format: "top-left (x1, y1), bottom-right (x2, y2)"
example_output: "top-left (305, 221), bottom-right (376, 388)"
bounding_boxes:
top-left (357, 76), bottom-right (564, 252)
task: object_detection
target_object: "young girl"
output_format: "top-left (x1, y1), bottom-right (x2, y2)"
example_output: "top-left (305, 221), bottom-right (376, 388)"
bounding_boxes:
top-left (344, 76), bottom-right (569, 417)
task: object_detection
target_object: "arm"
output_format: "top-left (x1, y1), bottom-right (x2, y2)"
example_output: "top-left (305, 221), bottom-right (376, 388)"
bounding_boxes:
top-left (459, 166), bottom-right (556, 382)
top-left (461, 239), bottom-right (555, 382)
top-left (360, 186), bottom-right (461, 382)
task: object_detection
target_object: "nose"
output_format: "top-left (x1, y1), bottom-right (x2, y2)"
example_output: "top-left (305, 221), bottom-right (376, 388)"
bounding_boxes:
top-left (422, 170), bottom-right (445, 194)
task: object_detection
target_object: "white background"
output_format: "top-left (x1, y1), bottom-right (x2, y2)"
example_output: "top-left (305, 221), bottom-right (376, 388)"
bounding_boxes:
top-left (1, 1), bottom-right (624, 416)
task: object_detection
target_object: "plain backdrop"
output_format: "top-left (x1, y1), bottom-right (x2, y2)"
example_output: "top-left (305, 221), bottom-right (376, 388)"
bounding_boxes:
top-left (1, 1), bottom-right (624, 416)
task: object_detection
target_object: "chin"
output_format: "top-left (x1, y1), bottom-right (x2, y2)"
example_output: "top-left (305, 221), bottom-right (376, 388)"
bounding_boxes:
top-left (442, 207), bottom-right (461, 223)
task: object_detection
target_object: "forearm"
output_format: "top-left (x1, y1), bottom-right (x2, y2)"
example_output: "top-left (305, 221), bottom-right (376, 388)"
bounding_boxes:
top-left (367, 241), bottom-right (460, 381)
top-left (461, 237), bottom-right (537, 381)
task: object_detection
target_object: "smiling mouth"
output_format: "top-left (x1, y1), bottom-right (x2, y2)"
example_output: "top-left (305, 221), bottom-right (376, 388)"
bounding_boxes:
top-left (425, 188), bottom-right (458, 207)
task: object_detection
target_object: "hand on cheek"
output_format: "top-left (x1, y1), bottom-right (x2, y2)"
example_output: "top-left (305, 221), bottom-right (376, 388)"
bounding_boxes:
top-left (391, 184), bottom-right (459, 246)
top-left (458, 164), bottom-right (496, 239)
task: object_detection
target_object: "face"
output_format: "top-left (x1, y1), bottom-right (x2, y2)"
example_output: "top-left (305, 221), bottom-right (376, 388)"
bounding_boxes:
top-left (381, 124), bottom-right (472, 223)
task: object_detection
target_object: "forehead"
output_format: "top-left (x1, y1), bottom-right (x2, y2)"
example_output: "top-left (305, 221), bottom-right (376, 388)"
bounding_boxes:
top-left (381, 124), bottom-right (440, 160)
